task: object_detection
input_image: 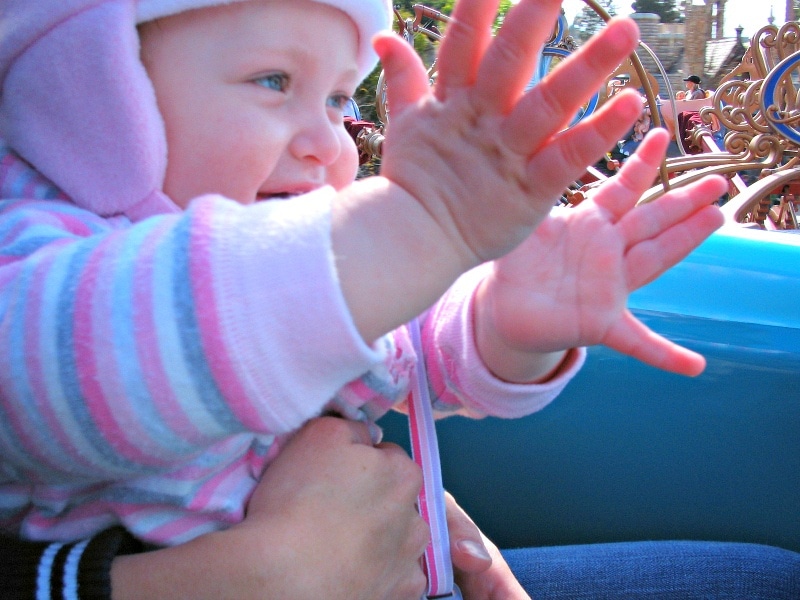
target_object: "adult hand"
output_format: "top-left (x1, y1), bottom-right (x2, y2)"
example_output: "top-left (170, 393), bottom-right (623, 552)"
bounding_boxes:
top-left (447, 492), bottom-right (531, 599)
top-left (112, 417), bottom-right (429, 600)
top-left (245, 416), bottom-right (430, 600)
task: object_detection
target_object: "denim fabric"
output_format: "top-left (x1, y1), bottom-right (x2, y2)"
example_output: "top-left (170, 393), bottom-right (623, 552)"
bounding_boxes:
top-left (503, 540), bottom-right (800, 599)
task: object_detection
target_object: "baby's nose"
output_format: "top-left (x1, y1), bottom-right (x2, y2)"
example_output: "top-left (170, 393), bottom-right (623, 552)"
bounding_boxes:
top-left (290, 117), bottom-right (341, 166)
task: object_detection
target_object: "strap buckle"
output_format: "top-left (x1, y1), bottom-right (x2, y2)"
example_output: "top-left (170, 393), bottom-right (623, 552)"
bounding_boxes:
top-left (426, 584), bottom-right (463, 599)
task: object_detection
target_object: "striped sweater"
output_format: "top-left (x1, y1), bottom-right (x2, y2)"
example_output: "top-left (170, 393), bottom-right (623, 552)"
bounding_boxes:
top-left (0, 143), bottom-right (583, 546)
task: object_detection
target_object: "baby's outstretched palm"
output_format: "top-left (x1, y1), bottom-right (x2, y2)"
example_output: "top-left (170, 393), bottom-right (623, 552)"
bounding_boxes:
top-left (485, 129), bottom-right (727, 376)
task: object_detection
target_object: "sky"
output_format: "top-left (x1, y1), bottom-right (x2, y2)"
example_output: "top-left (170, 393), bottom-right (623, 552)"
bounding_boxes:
top-left (561, 0), bottom-right (787, 40)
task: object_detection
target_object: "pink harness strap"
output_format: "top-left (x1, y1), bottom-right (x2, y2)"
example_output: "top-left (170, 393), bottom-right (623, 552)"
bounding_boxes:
top-left (407, 318), bottom-right (462, 599)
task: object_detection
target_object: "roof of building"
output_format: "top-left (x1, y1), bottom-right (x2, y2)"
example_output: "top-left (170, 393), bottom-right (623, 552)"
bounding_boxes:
top-left (705, 36), bottom-right (747, 83)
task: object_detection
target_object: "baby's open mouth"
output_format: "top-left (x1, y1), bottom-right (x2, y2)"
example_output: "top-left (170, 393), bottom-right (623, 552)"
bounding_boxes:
top-left (257, 192), bottom-right (300, 201)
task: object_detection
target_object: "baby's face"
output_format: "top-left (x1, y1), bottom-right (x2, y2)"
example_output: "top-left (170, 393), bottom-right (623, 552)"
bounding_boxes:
top-left (139, 0), bottom-right (361, 208)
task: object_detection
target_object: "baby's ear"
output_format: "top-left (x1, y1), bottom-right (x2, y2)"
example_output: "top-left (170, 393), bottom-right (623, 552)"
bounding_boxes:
top-left (0, 1), bottom-right (173, 221)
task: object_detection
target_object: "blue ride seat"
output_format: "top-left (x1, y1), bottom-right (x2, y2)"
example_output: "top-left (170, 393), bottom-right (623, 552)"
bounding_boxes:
top-left (379, 226), bottom-right (800, 553)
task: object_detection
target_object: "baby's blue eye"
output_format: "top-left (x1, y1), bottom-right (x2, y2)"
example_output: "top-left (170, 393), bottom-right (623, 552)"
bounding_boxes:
top-left (255, 73), bottom-right (289, 92)
top-left (327, 94), bottom-right (352, 111)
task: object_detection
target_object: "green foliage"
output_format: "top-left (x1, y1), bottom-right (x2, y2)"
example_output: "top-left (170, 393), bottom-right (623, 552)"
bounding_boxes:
top-left (353, 67), bottom-right (382, 124)
top-left (393, 0), bottom-right (453, 14)
top-left (571, 0), bottom-right (616, 42)
top-left (493, 0), bottom-right (514, 32)
top-left (630, 0), bottom-right (681, 24)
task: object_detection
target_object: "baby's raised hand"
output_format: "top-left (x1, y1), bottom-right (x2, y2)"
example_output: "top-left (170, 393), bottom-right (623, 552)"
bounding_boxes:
top-left (475, 128), bottom-right (727, 377)
top-left (375, 0), bottom-right (644, 267)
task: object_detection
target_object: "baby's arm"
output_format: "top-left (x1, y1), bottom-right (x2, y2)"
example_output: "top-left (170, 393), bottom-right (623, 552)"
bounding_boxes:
top-left (417, 263), bottom-right (585, 420)
top-left (331, 0), bottom-right (645, 344)
top-left (0, 193), bottom-right (384, 482)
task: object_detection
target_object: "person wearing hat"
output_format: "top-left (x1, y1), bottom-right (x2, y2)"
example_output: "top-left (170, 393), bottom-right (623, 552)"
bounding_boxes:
top-left (683, 74), bottom-right (706, 100)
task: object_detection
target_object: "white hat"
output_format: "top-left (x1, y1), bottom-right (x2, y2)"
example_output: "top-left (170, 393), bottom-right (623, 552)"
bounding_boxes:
top-left (0, 0), bottom-right (391, 221)
top-left (137, 0), bottom-right (391, 82)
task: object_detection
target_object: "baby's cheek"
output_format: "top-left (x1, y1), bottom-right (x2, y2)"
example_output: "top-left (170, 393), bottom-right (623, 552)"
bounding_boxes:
top-left (327, 130), bottom-right (360, 189)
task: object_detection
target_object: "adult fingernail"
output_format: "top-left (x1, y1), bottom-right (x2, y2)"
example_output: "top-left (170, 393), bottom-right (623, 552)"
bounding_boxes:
top-left (457, 539), bottom-right (491, 561)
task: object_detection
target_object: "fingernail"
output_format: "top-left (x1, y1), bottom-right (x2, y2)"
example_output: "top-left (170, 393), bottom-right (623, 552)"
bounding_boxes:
top-left (457, 539), bottom-right (491, 561)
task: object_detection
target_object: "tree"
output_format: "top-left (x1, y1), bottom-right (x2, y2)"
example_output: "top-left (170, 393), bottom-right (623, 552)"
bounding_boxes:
top-left (630, 0), bottom-right (681, 23)
top-left (572, 0), bottom-right (617, 43)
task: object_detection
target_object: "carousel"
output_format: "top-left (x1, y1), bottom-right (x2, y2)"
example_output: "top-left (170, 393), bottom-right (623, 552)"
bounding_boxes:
top-left (361, 3), bottom-right (800, 555)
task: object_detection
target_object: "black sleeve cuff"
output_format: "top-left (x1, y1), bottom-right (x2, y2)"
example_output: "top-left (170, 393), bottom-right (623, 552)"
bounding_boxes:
top-left (77, 527), bottom-right (145, 599)
top-left (0, 527), bottom-right (144, 600)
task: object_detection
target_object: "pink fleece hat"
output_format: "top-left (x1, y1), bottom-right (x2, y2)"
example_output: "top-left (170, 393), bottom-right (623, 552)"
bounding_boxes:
top-left (0, 0), bottom-right (391, 221)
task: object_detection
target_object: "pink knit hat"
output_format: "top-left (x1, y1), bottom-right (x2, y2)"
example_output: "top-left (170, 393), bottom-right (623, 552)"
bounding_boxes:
top-left (0, 0), bottom-right (391, 221)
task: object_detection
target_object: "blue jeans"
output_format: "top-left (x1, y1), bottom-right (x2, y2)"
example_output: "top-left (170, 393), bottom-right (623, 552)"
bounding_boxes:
top-left (503, 540), bottom-right (800, 599)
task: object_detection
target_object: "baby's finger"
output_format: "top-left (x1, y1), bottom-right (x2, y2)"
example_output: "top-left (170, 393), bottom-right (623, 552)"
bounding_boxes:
top-left (373, 32), bottom-right (433, 117)
top-left (619, 174), bottom-right (726, 249)
top-left (624, 203), bottom-right (724, 290)
top-left (434, 0), bottom-right (501, 96)
top-left (604, 310), bottom-right (707, 376)
top-left (472, 0), bottom-right (565, 112)
top-left (592, 128), bottom-right (671, 219)
top-left (503, 18), bottom-right (640, 154)
top-left (522, 90), bottom-right (643, 200)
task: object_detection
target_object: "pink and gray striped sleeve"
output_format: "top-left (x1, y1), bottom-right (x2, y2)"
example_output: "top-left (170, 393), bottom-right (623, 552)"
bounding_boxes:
top-left (0, 189), bottom-right (386, 483)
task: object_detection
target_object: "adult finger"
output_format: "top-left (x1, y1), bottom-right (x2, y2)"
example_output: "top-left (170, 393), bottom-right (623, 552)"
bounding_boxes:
top-left (295, 415), bottom-right (375, 446)
top-left (375, 440), bottom-right (419, 459)
top-left (445, 492), bottom-right (493, 574)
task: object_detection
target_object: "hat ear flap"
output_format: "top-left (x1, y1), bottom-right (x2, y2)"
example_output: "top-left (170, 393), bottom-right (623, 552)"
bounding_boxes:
top-left (0, 0), bottom-right (176, 219)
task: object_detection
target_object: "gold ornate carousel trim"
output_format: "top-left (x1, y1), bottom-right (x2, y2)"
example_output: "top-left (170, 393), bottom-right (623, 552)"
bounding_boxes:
top-left (639, 23), bottom-right (800, 212)
top-left (356, 5), bottom-right (800, 230)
